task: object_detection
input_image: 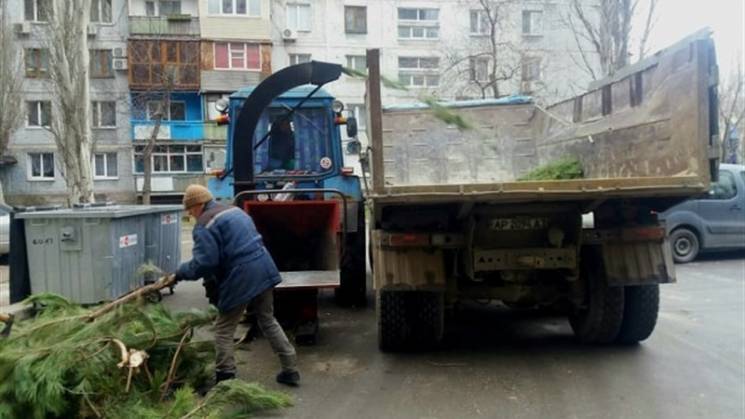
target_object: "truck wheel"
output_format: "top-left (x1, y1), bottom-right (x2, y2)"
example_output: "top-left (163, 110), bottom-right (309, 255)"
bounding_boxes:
top-left (615, 285), bottom-right (659, 344)
top-left (336, 209), bottom-right (367, 306)
top-left (670, 227), bottom-right (699, 263)
top-left (378, 290), bottom-right (443, 351)
top-left (570, 247), bottom-right (624, 344)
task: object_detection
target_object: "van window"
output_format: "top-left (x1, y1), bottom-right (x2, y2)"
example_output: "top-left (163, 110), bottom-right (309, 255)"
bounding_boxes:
top-left (707, 170), bottom-right (737, 200)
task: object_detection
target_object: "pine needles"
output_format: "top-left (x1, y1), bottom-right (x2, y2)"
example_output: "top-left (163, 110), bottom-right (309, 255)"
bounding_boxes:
top-left (0, 294), bottom-right (292, 419)
top-left (518, 157), bottom-right (584, 181)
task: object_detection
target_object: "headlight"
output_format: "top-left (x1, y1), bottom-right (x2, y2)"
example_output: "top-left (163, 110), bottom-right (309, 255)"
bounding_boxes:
top-left (332, 100), bottom-right (344, 113)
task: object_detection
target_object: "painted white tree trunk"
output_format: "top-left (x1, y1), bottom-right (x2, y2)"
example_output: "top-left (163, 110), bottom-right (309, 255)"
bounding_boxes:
top-left (46, 0), bottom-right (95, 204)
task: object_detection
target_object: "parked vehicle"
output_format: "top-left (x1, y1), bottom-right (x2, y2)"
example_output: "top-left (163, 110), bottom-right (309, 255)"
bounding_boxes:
top-left (0, 206), bottom-right (10, 256)
top-left (364, 30), bottom-right (719, 350)
top-left (660, 164), bottom-right (745, 263)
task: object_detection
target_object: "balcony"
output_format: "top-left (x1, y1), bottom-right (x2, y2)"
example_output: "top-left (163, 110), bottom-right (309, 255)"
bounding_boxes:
top-left (131, 120), bottom-right (204, 141)
top-left (129, 15), bottom-right (200, 37)
top-left (203, 122), bottom-right (227, 141)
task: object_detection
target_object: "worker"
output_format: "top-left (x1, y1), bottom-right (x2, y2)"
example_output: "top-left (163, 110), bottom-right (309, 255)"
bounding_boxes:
top-left (267, 118), bottom-right (296, 171)
top-left (175, 184), bottom-right (300, 387)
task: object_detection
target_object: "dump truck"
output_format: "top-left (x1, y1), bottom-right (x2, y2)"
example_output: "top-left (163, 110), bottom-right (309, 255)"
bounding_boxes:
top-left (365, 30), bottom-right (720, 350)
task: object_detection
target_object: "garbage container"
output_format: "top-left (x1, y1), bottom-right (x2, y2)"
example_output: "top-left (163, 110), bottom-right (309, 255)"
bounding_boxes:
top-left (16, 205), bottom-right (182, 304)
top-left (144, 206), bottom-right (183, 280)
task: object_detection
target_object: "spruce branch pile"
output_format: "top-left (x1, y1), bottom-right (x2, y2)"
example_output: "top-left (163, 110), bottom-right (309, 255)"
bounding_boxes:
top-left (518, 157), bottom-right (584, 181)
top-left (0, 293), bottom-right (291, 419)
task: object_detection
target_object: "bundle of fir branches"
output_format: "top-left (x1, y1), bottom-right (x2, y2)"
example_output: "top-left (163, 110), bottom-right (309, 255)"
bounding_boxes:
top-left (0, 293), bottom-right (291, 419)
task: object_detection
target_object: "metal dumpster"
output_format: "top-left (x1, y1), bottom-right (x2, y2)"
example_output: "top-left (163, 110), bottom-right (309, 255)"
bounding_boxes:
top-left (15, 205), bottom-right (182, 304)
top-left (144, 206), bottom-right (183, 280)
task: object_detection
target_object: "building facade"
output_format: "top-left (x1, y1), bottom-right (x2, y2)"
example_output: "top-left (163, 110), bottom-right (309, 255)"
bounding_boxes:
top-left (2, 0), bottom-right (135, 205)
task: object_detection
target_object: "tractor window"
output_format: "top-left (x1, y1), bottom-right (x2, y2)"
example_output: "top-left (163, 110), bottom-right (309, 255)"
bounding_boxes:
top-left (253, 107), bottom-right (332, 176)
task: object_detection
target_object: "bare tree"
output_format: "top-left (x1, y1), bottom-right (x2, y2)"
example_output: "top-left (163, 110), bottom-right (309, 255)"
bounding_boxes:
top-left (719, 63), bottom-right (745, 164)
top-left (442, 0), bottom-right (523, 99)
top-left (0, 0), bottom-right (25, 203)
top-left (41, 0), bottom-right (95, 204)
top-left (565, 0), bottom-right (658, 79)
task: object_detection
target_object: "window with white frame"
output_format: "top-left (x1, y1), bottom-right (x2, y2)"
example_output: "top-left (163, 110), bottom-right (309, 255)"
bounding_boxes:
top-left (522, 10), bottom-right (543, 36)
top-left (159, 0), bottom-right (181, 15)
top-left (91, 101), bottom-right (116, 128)
top-left (27, 101), bottom-right (51, 127)
top-left (289, 54), bottom-right (311, 65)
top-left (287, 3), bottom-right (312, 32)
top-left (146, 101), bottom-right (186, 121)
top-left (522, 57), bottom-right (541, 81)
top-left (470, 57), bottom-right (490, 82)
top-left (345, 55), bottom-right (366, 72)
top-left (24, 0), bottom-right (52, 22)
top-left (397, 8), bottom-right (439, 39)
top-left (93, 152), bottom-right (118, 179)
top-left (28, 152), bottom-right (55, 180)
top-left (214, 43), bottom-right (261, 70)
top-left (205, 94), bottom-right (230, 121)
top-left (24, 48), bottom-right (49, 78)
top-left (90, 49), bottom-right (114, 78)
top-left (470, 9), bottom-right (490, 35)
top-left (208, 0), bottom-right (260, 16)
top-left (398, 56), bottom-right (440, 88)
top-left (134, 144), bottom-right (203, 173)
top-left (344, 6), bottom-right (366, 34)
top-left (90, 0), bottom-right (112, 23)
top-left (145, 1), bottom-right (156, 16)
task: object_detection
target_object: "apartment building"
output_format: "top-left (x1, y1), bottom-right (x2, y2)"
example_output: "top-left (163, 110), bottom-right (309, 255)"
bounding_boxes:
top-left (2, 0), bottom-right (135, 205)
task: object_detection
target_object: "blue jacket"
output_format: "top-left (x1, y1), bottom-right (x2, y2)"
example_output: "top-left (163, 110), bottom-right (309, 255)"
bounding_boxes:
top-left (177, 201), bottom-right (281, 313)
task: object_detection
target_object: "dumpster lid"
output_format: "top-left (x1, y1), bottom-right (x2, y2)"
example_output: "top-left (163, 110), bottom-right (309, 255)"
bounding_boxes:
top-left (15, 205), bottom-right (184, 219)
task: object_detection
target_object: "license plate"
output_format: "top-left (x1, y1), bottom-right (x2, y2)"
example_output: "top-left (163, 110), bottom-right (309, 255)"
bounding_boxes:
top-left (489, 217), bottom-right (548, 231)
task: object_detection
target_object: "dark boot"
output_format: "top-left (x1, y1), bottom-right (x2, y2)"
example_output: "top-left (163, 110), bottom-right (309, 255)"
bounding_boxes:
top-left (276, 369), bottom-right (300, 387)
top-left (216, 370), bottom-right (236, 383)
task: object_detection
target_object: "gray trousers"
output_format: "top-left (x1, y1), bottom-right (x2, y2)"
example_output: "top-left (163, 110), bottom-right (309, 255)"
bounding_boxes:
top-left (214, 288), bottom-right (297, 375)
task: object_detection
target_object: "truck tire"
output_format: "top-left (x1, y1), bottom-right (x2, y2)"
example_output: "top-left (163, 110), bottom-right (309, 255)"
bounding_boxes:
top-left (570, 247), bottom-right (625, 344)
top-left (670, 227), bottom-right (699, 263)
top-left (615, 285), bottom-right (659, 344)
top-left (336, 208), bottom-right (367, 306)
top-left (378, 290), bottom-right (443, 351)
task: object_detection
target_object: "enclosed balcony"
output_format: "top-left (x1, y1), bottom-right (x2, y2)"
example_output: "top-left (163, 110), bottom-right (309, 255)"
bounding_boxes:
top-left (129, 15), bottom-right (200, 37)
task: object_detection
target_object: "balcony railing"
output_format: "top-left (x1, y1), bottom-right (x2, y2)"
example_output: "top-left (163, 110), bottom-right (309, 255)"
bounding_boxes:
top-left (129, 15), bottom-right (200, 37)
top-left (203, 122), bottom-right (227, 141)
top-left (131, 120), bottom-right (204, 141)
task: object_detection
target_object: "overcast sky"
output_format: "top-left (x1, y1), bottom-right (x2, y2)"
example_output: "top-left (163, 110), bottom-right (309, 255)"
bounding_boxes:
top-left (645, 0), bottom-right (744, 76)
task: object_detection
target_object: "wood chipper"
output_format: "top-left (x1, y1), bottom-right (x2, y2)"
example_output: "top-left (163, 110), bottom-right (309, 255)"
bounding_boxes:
top-left (208, 61), bottom-right (366, 344)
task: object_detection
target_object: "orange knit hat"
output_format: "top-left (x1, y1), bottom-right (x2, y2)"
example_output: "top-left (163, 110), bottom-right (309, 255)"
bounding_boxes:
top-left (182, 184), bottom-right (213, 209)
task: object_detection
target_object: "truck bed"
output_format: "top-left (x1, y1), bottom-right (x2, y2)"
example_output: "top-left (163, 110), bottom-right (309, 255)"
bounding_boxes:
top-left (368, 30), bottom-right (718, 206)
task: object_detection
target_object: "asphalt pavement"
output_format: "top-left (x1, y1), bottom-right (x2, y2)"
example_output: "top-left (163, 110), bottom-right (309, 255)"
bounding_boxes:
top-left (164, 250), bottom-right (745, 419)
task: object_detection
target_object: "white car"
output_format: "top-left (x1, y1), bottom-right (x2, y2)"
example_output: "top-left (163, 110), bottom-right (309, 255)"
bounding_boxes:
top-left (0, 206), bottom-right (9, 255)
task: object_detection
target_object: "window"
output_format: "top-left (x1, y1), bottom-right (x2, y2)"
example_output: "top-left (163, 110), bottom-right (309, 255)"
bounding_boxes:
top-left (289, 54), bottom-right (311, 65)
top-left (134, 144), bottom-right (203, 173)
top-left (470, 9), bottom-right (490, 35)
top-left (287, 3), bottom-right (311, 32)
top-left (521, 57), bottom-right (541, 81)
top-left (24, 0), bottom-right (52, 22)
top-left (470, 57), bottom-right (489, 82)
top-left (522, 10), bottom-right (543, 35)
top-left (92, 101), bottom-right (116, 128)
top-left (90, 0), bottom-right (112, 23)
top-left (145, 1), bottom-right (156, 16)
top-left (147, 101), bottom-right (186, 121)
top-left (27, 101), bottom-right (51, 127)
top-left (345, 55), bottom-right (366, 72)
top-left (28, 152), bottom-right (55, 180)
top-left (90, 49), bottom-right (113, 78)
top-left (24, 49), bottom-right (49, 78)
top-left (707, 171), bottom-right (738, 200)
top-left (159, 1), bottom-right (181, 15)
top-left (345, 6), bottom-right (366, 34)
top-left (206, 94), bottom-right (230, 121)
top-left (398, 8), bottom-right (439, 39)
top-left (130, 40), bottom-right (199, 88)
top-left (93, 153), bottom-right (118, 179)
top-left (208, 0), bottom-right (261, 16)
top-left (398, 56), bottom-right (439, 87)
top-left (349, 104), bottom-right (366, 129)
top-left (214, 43), bottom-right (261, 70)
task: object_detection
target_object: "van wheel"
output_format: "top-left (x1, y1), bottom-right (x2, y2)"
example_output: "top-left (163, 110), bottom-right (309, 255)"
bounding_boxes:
top-left (670, 227), bottom-right (699, 263)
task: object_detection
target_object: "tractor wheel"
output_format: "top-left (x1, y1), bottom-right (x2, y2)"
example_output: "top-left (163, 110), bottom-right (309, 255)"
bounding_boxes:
top-left (570, 247), bottom-right (625, 344)
top-left (615, 285), bottom-right (659, 344)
